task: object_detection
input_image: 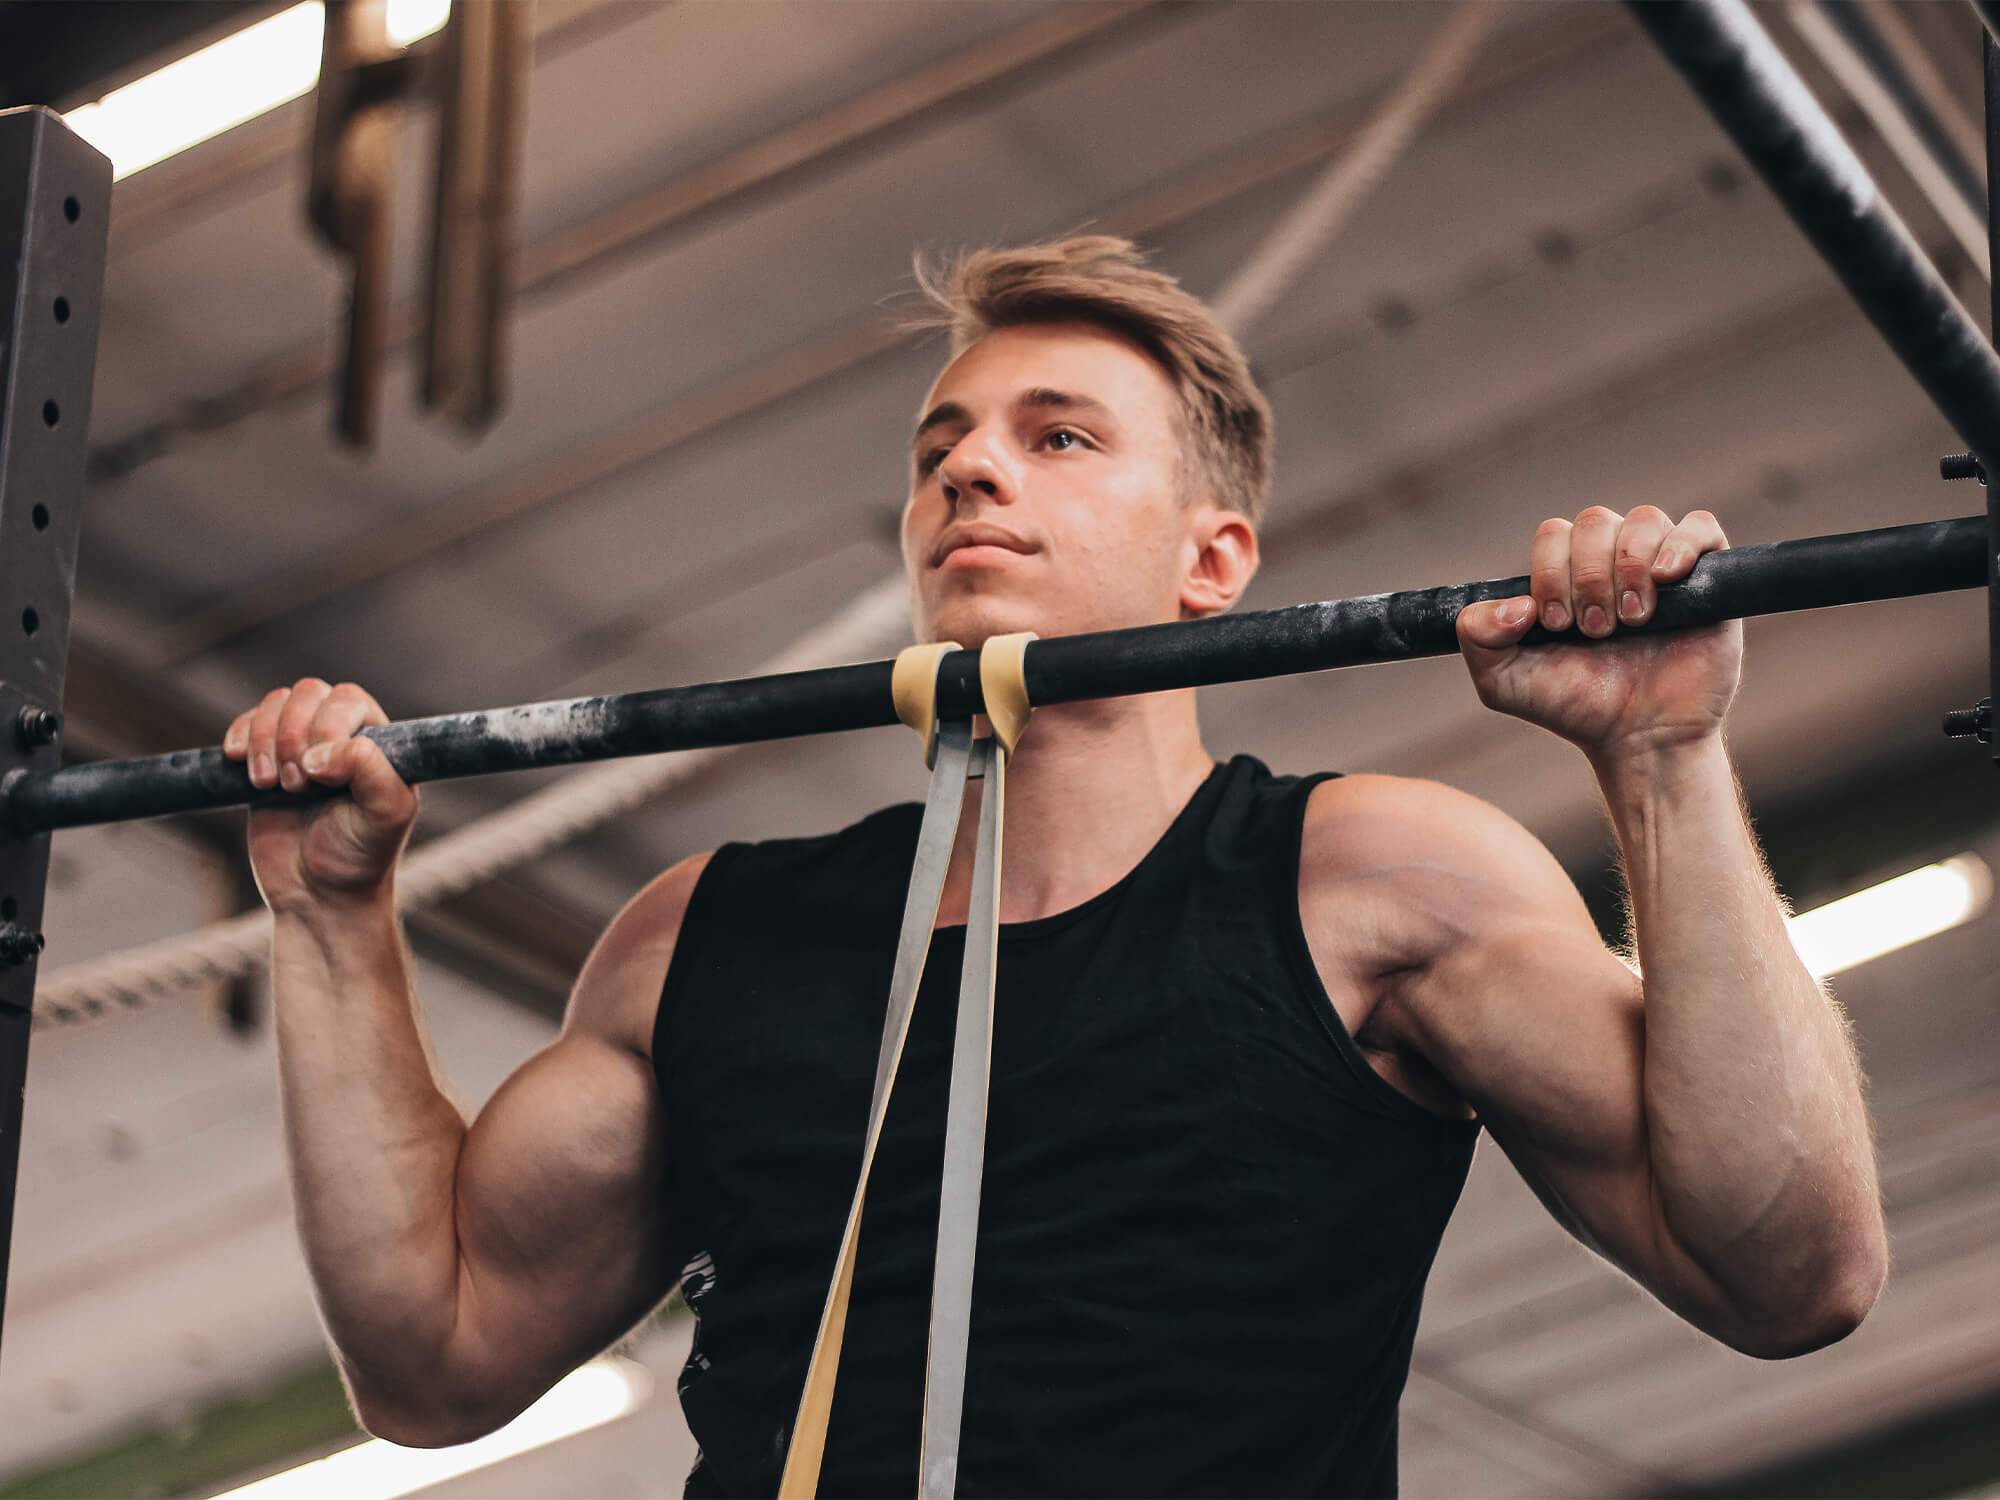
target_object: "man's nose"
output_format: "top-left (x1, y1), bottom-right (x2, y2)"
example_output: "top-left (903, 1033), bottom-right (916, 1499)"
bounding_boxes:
top-left (938, 429), bottom-right (1015, 508)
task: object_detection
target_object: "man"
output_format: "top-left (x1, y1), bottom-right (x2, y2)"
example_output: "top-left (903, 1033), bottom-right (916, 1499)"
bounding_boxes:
top-left (227, 237), bottom-right (1886, 1496)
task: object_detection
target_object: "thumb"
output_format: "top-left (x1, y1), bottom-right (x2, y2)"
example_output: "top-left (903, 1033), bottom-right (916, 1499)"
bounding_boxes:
top-left (304, 737), bottom-right (417, 828)
top-left (1457, 596), bottom-right (1536, 658)
top-left (344, 738), bottom-right (418, 828)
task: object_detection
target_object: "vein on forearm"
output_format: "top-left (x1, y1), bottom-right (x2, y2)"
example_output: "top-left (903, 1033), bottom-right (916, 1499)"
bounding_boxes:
top-left (1598, 738), bottom-right (1870, 1270)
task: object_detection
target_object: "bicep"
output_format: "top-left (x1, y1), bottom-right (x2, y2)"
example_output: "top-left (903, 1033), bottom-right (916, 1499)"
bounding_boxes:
top-left (440, 855), bottom-right (709, 1410)
top-left (447, 1032), bottom-right (675, 1400)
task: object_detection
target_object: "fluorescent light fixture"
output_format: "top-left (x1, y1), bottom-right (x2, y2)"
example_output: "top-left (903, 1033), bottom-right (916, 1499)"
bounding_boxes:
top-left (1787, 853), bottom-right (1992, 981)
top-left (206, 1355), bottom-right (652, 1500)
top-left (63, 0), bottom-right (450, 183)
top-left (386, 0), bottom-right (453, 47)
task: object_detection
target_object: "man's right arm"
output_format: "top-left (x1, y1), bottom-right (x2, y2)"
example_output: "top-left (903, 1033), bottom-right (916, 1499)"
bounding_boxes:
top-left (232, 678), bottom-right (706, 1446)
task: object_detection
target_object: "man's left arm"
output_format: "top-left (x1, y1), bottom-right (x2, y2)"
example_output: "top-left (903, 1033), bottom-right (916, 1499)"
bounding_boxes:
top-left (1413, 504), bottom-right (1886, 1356)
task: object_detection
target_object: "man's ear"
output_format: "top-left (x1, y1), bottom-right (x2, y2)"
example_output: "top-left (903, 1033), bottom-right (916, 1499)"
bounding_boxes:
top-left (1180, 505), bottom-right (1259, 619)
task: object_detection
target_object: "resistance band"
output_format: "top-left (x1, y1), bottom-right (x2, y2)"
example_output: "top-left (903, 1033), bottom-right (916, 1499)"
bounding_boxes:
top-left (779, 633), bottom-right (1035, 1500)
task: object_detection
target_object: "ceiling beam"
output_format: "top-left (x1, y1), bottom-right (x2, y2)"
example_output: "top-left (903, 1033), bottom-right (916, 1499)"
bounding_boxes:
top-left (85, 0), bottom-right (1188, 484)
top-left (132, 3), bottom-right (1635, 666)
top-left (1258, 282), bottom-right (1856, 560)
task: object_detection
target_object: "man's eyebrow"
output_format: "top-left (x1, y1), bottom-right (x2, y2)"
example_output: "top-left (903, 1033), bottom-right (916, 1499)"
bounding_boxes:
top-left (1018, 387), bottom-right (1115, 422)
top-left (910, 388), bottom-right (1117, 450)
top-left (911, 401), bottom-right (969, 448)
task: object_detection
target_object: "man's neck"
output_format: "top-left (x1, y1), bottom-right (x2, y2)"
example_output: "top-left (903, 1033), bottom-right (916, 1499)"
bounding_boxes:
top-left (936, 689), bottom-right (1214, 927)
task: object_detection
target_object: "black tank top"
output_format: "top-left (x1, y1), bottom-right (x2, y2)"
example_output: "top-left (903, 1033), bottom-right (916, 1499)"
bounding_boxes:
top-left (654, 755), bottom-right (1479, 1498)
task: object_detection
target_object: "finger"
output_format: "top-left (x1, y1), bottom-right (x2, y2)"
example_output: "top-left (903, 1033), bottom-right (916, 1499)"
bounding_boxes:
top-left (1456, 596), bottom-right (1536, 654)
top-left (1651, 508), bottom-right (1730, 582)
top-left (223, 708), bottom-right (255, 761)
top-left (1613, 505), bottom-right (1674, 626)
top-left (273, 678), bottom-right (334, 793)
top-left (305, 682), bottom-right (386, 752)
top-left (301, 737), bottom-right (417, 827)
top-left (1529, 517), bottom-right (1573, 632)
top-left (1568, 506), bottom-right (1622, 639)
top-left (245, 688), bottom-right (292, 789)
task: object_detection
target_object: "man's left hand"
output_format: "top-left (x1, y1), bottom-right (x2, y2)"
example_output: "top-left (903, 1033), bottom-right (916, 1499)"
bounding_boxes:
top-left (1456, 505), bottom-right (1742, 763)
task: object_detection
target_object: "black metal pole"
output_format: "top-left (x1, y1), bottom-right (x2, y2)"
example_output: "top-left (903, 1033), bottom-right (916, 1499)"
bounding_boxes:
top-left (1975, 0), bottom-right (2000, 53)
top-left (2, 512), bottom-right (1983, 836)
top-left (1628, 0), bottom-right (2000, 480)
top-left (1983, 26), bottom-right (2000, 766)
top-left (1811, 0), bottom-right (1987, 223)
top-left (0, 107), bottom-right (111, 1361)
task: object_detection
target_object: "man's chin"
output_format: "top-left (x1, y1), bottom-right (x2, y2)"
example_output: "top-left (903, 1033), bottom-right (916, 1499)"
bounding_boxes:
top-left (921, 597), bottom-right (1050, 649)
top-left (918, 589), bottom-right (1183, 648)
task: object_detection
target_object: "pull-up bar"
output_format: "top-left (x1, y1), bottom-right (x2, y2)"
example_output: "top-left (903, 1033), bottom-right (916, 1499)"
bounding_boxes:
top-left (3, 512), bottom-right (1983, 836)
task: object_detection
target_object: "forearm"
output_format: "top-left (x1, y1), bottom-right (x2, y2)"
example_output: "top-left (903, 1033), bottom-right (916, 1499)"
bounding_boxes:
top-left (1596, 735), bottom-right (1884, 1336)
top-left (271, 890), bottom-right (472, 1399)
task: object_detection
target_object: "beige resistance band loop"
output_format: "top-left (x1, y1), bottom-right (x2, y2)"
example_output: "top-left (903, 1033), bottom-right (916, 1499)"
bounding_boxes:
top-left (918, 728), bottom-right (1004, 1498)
top-left (977, 631), bottom-right (1036, 755)
top-left (917, 636), bottom-right (1032, 1495)
top-left (782, 649), bottom-right (969, 1500)
top-left (783, 637), bottom-right (1036, 1499)
top-left (891, 641), bottom-right (962, 766)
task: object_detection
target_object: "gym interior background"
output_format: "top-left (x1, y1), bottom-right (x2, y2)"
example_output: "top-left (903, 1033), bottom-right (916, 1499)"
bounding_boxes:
top-left (0, 1), bottom-right (1997, 1495)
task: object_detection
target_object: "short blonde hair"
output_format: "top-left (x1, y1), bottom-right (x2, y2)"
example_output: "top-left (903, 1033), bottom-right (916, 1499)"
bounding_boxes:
top-left (910, 236), bottom-right (1274, 525)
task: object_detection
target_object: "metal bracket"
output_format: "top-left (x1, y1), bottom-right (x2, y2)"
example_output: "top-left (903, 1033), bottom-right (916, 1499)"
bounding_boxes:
top-left (0, 106), bottom-right (108, 1360)
top-left (1940, 22), bottom-right (2000, 760)
top-left (308, 0), bottom-right (530, 445)
top-left (1985, 27), bottom-right (2000, 769)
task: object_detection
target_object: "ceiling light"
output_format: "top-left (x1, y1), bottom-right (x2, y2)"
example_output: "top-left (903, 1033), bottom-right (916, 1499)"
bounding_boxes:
top-left (62, 0), bottom-right (451, 183)
top-left (205, 1355), bottom-right (652, 1500)
top-left (1787, 853), bottom-right (1992, 981)
top-left (385, 0), bottom-right (452, 48)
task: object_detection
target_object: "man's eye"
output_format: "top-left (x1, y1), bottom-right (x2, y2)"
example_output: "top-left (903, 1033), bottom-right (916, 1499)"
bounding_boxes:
top-left (1045, 430), bottom-right (1082, 452)
top-left (917, 447), bottom-right (950, 476)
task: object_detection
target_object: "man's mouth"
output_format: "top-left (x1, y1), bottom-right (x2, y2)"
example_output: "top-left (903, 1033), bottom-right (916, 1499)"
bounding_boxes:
top-left (931, 525), bottom-right (1037, 568)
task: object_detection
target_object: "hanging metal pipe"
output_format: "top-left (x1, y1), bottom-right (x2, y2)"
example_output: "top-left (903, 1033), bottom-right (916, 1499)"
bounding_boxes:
top-left (1785, 0), bottom-right (1988, 278)
top-left (1628, 0), bottom-right (2000, 477)
top-left (1974, 0), bottom-right (2000, 53)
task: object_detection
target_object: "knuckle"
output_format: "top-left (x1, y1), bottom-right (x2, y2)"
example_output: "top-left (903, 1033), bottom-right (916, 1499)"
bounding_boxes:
top-left (1571, 562), bottom-right (1614, 594)
top-left (292, 676), bottom-right (329, 696)
top-left (1576, 505), bottom-right (1620, 526)
top-left (1627, 503), bottom-right (1670, 526)
top-left (1534, 517), bottom-right (1571, 538)
top-left (1616, 538), bottom-right (1655, 568)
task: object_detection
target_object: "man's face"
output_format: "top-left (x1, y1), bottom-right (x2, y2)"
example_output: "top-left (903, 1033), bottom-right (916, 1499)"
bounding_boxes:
top-left (900, 321), bottom-right (1244, 647)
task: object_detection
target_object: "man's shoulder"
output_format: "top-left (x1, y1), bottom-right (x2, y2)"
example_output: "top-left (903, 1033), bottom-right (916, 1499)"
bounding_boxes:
top-left (566, 849), bottom-right (715, 1056)
top-left (1301, 771), bottom-right (1516, 863)
top-left (1299, 774), bottom-right (1575, 923)
top-left (1298, 773), bottom-right (1596, 971)
top-left (721, 799), bottom-right (922, 866)
top-left (562, 794), bottom-right (919, 1056)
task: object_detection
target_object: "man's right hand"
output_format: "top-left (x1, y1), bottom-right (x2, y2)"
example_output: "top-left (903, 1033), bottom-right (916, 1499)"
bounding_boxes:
top-left (224, 679), bottom-right (418, 914)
